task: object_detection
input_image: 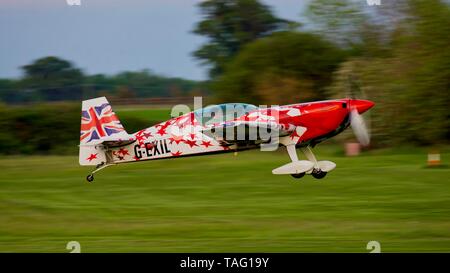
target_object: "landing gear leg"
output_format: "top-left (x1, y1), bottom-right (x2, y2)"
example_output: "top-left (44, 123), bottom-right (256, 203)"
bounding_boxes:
top-left (284, 144), bottom-right (310, 179)
top-left (300, 146), bottom-right (319, 168)
top-left (86, 162), bottom-right (113, 183)
top-left (300, 146), bottom-right (326, 179)
top-left (272, 133), bottom-right (314, 178)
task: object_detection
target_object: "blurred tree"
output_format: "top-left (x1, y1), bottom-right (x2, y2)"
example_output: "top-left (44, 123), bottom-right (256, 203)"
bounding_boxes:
top-left (213, 31), bottom-right (345, 105)
top-left (305, 0), bottom-right (390, 57)
top-left (82, 70), bottom-right (208, 100)
top-left (168, 84), bottom-right (182, 97)
top-left (254, 73), bottom-right (315, 105)
top-left (83, 74), bottom-right (111, 98)
top-left (111, 70), bottom-right (206, 98)
top-left (0, 79), bottom-right (25, 104)
top-left (21, 56), bottom-right (84, 101)
top-left (402, 0), bottom-right (450, 144)
top-left (328, 0), bottom-right (450, 145)
top-left (306, 0), bottom-right (367, 47)
top-left (193, 0), bottom-right (297, 78)
top-left (0, 65), bottom-right (207, 104)
top-left (115, 86), bottom-right (136, 99)
top-left (0, 103), bottom-right (151, 155)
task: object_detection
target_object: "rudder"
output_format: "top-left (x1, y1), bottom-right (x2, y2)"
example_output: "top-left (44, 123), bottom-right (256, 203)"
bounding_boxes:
top-left (79, 97), bottom-right (130, 166)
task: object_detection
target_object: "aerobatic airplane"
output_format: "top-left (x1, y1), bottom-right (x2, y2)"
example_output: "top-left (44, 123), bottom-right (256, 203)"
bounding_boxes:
top-left (79, 97), bottom-right (374, 182)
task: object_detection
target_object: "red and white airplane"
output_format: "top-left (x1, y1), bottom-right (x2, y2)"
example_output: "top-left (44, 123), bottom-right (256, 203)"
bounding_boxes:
top-left (79, 97), bottom-right (374, 182)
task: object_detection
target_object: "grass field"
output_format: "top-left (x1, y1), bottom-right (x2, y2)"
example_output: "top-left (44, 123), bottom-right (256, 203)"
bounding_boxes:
top-left (0, 146), bottom-right (449, 252)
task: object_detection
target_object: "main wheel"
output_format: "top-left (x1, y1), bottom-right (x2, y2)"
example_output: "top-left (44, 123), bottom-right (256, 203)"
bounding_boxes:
top-left (312, 169), bottom-right (327, 179)
top-left (86, 174), bottom-right (94, 182)
top-left (291, 173), bottom-right (305, 179)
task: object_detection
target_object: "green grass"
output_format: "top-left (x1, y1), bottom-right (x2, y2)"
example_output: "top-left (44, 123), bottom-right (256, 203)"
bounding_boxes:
top-left (0, 147), bottom-right (449, 252)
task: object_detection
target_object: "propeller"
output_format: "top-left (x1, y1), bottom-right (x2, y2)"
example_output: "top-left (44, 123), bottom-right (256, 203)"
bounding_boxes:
top-left (345, 75), bottom-right (374, 146)
top-left (350, 107), bottom-right (370, 146)
top-left (348, 99), bottom-right (374, 146)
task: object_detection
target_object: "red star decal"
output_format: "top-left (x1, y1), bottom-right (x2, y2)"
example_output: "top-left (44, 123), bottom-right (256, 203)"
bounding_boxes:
top-left (143, 132), bottom-right (153, 139)
top-left (171, 151), bottom-right (183, 157)
top-left (169, 134), bottom-right (184, 145)
top-left (189, 133), bottom-right (196, 140)
top-left (87, 153), bottom-right (98, 162)
top-left (201, 140), bottom-right (213, 148)
top-left (290, 129), bottom-right (301, 140)
top-left (135, 129), bottom-right (145, 136)
top-left (184, 139), bottom-right (198, 148)
top-left (118, 148), bottom-right (129, 156)
top-left (174, 117), bottom-right (187, 128)
top-left (136, 134), bottom-right (145, 142)
top-left (133, 156), bottom-right (140, 161)
top-left (157, 127), bottom-right (167, 136)
top-left (156, 121), bottom-right (172, 130)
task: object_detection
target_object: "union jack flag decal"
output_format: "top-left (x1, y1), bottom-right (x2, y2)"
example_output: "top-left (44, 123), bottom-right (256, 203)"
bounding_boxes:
top-left (80, 103), bottom-right (125, 143)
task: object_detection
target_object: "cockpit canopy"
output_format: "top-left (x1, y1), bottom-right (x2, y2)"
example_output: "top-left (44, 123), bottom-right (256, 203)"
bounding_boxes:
top-left (194, 103), bottom-right (258, 126)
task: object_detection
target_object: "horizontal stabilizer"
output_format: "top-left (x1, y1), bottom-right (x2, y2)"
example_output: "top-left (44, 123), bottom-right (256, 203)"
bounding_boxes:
top-left (79, 136), bottom-right (136, 147)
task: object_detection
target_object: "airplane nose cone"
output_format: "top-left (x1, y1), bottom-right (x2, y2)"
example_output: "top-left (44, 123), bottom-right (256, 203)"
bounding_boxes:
top-left (350, 99), bottom-right (375, 114)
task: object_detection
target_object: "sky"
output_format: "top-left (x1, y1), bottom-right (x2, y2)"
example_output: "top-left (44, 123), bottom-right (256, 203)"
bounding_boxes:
top-left (0, 0), bottom-right (308, 80)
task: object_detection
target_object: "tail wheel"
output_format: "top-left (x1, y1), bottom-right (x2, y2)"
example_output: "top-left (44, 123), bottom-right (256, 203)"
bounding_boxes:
top-left (291, 173), bottom-right (305, 179)
top-left (86, 174), bottom-right (94, 182)
top-left (312, 169), bottom-right (327, 179)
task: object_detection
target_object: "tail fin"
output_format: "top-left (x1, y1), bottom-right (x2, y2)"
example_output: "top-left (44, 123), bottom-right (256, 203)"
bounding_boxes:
top-left (79, 97), bottom-right (132, 165)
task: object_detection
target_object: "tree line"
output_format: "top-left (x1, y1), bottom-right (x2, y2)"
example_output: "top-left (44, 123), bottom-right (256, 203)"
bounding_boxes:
top-left (0, 59), bottom-right (208, 104)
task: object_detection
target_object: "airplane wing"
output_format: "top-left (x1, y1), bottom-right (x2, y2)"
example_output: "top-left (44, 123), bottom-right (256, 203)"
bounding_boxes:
top-left (201, 120), bottom-right (295, 144)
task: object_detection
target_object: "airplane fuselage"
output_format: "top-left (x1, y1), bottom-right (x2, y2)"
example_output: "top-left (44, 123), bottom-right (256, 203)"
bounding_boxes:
top-left (104, 99), bottom-right (373, 164)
